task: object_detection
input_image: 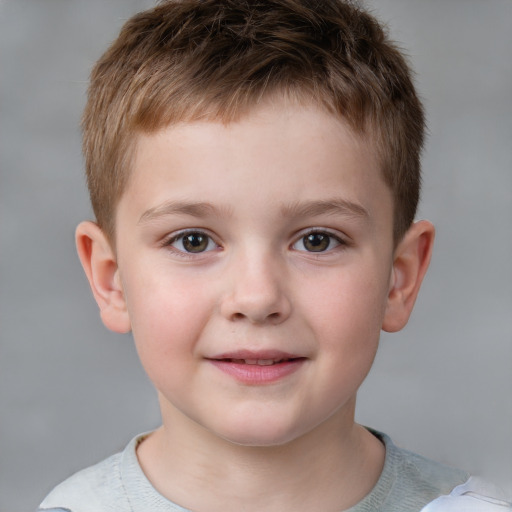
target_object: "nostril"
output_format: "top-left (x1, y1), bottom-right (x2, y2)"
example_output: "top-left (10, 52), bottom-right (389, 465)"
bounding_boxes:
top-left (230, 310), bottom-right (282, 323)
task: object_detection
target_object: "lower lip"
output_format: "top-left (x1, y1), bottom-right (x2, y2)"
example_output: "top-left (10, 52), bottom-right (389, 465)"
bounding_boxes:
top-left (209, 359), bottom-right (305, 384)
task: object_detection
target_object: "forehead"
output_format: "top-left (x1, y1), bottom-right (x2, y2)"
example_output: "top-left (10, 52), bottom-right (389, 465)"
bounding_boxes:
top-left (132, 98), bottom-right (378, 173)
top-left (119, 99), bottom-right (391, 229)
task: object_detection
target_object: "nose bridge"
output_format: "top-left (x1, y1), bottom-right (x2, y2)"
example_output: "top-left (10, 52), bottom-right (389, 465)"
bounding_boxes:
top-left (221, 242), bottom-right (291, 324)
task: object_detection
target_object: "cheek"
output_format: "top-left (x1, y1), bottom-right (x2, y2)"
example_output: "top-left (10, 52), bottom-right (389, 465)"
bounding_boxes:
top-left (122, 271), bottom-right (214, 376)
top-left (313, 280), bottom-right (385, 400)
top-left (305, 270), bottom-right (389, 340)
top-left (299, 266), bottom-right (390, 392)
top-left (125, 264), bottom-right (211, 331)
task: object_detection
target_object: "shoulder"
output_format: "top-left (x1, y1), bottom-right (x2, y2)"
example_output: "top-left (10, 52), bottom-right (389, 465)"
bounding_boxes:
top-left (392, 441), bottom-right (469, 494)
top-left (420, 477), bottom-right (512, 512)
top-left (372, 431), bottom-right (511, 512)
top-left (375, 431), bottom-right (469, 508)
top-left (38, 431), bottom-right (191, 512)
top-left (37, 450), bottom-right (129, 512)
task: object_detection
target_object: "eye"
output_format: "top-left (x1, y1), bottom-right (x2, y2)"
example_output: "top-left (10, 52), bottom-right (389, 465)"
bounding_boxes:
top-left (168, 231), bottom-right (218, 254)
top-left (292, 231), bottom-right (343, 253)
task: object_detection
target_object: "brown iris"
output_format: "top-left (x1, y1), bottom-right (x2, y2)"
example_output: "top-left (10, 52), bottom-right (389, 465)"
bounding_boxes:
top-left (182, 232), bottom-right (210, 253)
top-left (303, 233), bottom-right (330, 252)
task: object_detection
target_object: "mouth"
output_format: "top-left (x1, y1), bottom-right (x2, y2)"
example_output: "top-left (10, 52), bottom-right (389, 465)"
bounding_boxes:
top-left (209, 350), bottom-right (304, 364)
top-left (207, 351), bottom-right (306, 384)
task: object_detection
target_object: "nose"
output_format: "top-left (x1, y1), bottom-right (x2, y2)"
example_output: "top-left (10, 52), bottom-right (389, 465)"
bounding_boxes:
top-left (220, 249), bottom-right (292, 325)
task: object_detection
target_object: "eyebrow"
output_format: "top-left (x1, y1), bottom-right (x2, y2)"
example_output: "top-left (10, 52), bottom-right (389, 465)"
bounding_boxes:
top-left (280, 199), bottom-right (369, 220)
top-left (138, 200), bottom-right (230, 224)
top-left (138, 198), bottom-right (369, 224)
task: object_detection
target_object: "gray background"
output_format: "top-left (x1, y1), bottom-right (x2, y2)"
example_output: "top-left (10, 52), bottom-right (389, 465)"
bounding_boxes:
top-left (1, 0), bottom-right (511, 510)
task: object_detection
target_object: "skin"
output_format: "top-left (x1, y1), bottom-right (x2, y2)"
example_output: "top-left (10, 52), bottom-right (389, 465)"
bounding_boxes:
top-left (77, 99), bottom-right (434, 511)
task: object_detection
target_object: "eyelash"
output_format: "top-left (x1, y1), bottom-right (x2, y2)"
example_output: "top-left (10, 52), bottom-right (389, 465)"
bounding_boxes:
top-left (162, 230), bottom-right (220, 257)
top-left (162, 228), bottom-right (347, 257)
top-left (291, 229), bottom-right (347, 254)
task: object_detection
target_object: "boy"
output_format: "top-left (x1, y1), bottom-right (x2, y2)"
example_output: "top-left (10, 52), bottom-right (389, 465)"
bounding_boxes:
top-left (38, 0), bottom-right (511, 510)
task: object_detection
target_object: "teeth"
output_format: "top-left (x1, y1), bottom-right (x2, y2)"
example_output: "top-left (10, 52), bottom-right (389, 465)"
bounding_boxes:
top-left (244, 358), bottom-right (287, 365)
top-left (227, 358), bottom-right (291, 365)
top-left (243, 359), bottom-right (275, 365)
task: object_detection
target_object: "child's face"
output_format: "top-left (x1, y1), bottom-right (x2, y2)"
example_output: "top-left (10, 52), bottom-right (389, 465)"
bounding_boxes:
top-left (113, 100), bottom-right (397, 446)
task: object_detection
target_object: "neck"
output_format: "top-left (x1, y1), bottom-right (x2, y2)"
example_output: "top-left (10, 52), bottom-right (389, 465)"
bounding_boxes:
top-left (137, 399), bottom-right (385, 511)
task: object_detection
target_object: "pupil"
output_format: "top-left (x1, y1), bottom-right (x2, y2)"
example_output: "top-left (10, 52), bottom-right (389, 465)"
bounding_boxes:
top-left (183, 233), bottom-right (208, 252)
top-left (305, 233), bottom-right (329, 252)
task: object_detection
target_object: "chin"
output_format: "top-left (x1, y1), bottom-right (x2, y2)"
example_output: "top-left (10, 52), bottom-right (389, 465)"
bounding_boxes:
top-left (221, 432), bottom-right (299, 448)
top-left (211, 417), bottom-right (307, 448)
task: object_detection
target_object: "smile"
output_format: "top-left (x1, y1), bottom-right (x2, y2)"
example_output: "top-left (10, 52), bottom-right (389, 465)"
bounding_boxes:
top-left (208, 352), bottom-right (306, 384)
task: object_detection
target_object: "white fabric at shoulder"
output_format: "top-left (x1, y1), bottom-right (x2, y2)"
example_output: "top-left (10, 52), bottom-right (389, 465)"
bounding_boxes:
top-left (420, 477), bottom-right (512, 511)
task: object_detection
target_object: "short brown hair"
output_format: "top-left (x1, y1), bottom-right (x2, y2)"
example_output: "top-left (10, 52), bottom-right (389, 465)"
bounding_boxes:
top-left (83, 0), bottom-right (425, 243)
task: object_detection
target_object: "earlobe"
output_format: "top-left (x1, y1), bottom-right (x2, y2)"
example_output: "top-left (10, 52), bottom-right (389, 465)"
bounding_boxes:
top-left (75, 221), bottom-right (131, 334)
top-left (382, 220), bottom-right (435, 333)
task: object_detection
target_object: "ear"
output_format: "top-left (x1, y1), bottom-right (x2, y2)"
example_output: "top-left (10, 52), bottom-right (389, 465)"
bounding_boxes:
top-left (382, 220), bottom-right (435, 333)
top-left (75, 221), bottom-right (131, 333)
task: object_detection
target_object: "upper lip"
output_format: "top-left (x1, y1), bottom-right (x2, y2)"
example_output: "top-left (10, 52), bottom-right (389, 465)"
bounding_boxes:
top-left (208, 350), bottom-right (303, 361)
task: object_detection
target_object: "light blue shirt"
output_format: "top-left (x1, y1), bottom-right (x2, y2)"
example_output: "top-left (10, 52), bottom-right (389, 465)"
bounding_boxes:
top-left (38, 430), bottom-right (511, 512)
